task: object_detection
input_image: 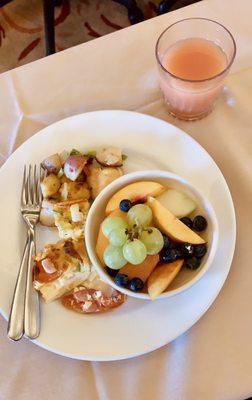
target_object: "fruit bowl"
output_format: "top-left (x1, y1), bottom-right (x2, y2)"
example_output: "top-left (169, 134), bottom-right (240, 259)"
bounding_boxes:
top-left (85, 170), bottom-right (219, 300)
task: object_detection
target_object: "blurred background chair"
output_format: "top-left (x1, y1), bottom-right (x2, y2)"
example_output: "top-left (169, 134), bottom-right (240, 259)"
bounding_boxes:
top-left (0, 0), bottom-right (200, 57)
top-left (43, 0), bottom-right (144, 56)
top-left (42, 0), bottom-right (200, 56)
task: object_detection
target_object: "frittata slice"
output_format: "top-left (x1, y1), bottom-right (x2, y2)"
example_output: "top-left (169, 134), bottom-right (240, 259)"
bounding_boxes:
top-left (34, 239), bottom-right (91, 303)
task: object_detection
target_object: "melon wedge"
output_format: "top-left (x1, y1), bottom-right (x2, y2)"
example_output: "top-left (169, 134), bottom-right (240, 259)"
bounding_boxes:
top-left (119, 254), bottom-right (159, 283)
top-left (147, 259), bottom-right (183, 300)
top-left (147, 196), bottom-right (205, 244)
top-left (105, 181), bottom-right (165, 215)
top-left (96, 209), bottom-right (127, 265)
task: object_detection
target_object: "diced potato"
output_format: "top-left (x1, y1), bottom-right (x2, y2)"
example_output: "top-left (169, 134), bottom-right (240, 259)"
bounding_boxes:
top-left (60, 174), bottom-right (70, 184)
top-left (96, 147), bottom-right (123, 167)
top-left (59, 181), bottom-right (90, 201)
top-left (59, 150), bottom-right (69, 165)
top-left (41, 174), bottom-right (61, 198)
top-left (41, 153), bottom-right (62, 174)
top-left (70, 203), bottom-right (84, 222)
top-left (64, 155), bottom-right (87, 181)
top-left (60, 182), bottom-right (68, 201)
top-left (40, 208), bottom-right (55, 227)
top-left (87, 165), bottom-right (123, 199)
top-left (39, 199), bottom-right (58, 226)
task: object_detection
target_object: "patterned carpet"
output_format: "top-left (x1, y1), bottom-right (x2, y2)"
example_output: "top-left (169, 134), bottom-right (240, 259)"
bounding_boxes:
top-left (0, 0), bottom-right (197, 73)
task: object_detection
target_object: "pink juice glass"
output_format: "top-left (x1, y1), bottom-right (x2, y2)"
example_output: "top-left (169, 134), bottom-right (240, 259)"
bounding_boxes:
top-left (155, 18), bottom-right (236, 121)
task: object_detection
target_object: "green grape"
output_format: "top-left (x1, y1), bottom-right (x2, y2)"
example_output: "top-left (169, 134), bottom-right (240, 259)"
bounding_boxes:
top-left (123, 239), bottom-right (147, 265)
top-left (127, 204), bottom-right (152, 228)
top-left (103, 244), bottom-right (127, 270)
top-left (108, 228), bottom-right (128, 246)
top-left (102, 216), bottom-right (127, 238)
top-left (140, 227), bottom-right (164, 255)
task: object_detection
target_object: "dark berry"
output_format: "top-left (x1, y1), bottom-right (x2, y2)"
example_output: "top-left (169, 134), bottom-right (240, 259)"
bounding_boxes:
top-left (174, 245), bottom-right (183, 259)
top-left (167, 242), bottom-right (177, 249)
top-left (164, 242), bottom-right (183, 258)
top-left (119, 199), bottom-right (132, 212)
top-left (114, 273), bottom-right (129, 287)
top-left (192, 215), bottom-right (207, 232)
top-left (180, 217), bottom-right (193, 229)
top-left (181, 243), bottom-right (194, 258)
top-left (128, 277), bottom-right (144, 292)
top-left (162, 234), bottom-right (170, 249)
top-left (105, 266), bottom-right (118, 277)
top-left (160, 248), bottom-right (179, 263)
top-left (184, 256), bottom-right (201, 270)
top-left (194, 244), bottom-right (207, 258)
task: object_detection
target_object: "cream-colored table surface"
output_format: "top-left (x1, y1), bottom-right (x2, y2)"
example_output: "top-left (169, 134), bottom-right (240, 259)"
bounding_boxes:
top-left (1, 0), bottom-right (252, 399)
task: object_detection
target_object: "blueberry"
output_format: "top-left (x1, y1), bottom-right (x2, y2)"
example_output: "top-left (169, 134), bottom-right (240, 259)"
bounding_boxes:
top-left (128, 277), bottom-right (144, 292)
top-left (166, 242), bottom-right (183, 258)
top-left (192, 215), bottom-right (207, 232)
top-left (119, 199), bottom-right (132, 212)
top-left (174, 245), bottom-right (183, 259)
top-left (162, 234), bottom-right (170, 249)
top-left (160, 248), bottom-right (180, 263)
top-left (114, 273), bottom-right (129, 287)
top-left (194, 244), bottom-right (207, 258)
top-left (181, 243), bottom-right (194, 258)
top-left (105, 266), bottom-right (118, 277)
top-left (184, 256), bottom-right (201, 270)
top-left (180, 217), bottom-right (193, 229)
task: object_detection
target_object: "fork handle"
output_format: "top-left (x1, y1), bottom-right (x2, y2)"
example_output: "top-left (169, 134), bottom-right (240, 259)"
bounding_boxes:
top-left (24, 228), bottom-right (40, 339)
top-left (7, 236), bottom-right (30, 341)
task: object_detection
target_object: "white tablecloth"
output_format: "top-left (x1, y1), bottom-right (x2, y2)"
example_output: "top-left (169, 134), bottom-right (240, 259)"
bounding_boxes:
top-left (1, 0), bottom-right (252, 399)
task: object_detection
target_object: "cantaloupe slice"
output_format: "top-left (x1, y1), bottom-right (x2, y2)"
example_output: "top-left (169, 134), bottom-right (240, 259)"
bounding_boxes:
top-left (105, 181), bottom-right (165, 215)
top-left (147, 259), bottom-right (184, 300)
top-left (119, 254), bottom-right (159, 283)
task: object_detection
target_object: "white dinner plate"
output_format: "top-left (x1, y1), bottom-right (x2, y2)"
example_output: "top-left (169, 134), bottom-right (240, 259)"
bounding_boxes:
top-left (0, 110), bottom-right (236, 361)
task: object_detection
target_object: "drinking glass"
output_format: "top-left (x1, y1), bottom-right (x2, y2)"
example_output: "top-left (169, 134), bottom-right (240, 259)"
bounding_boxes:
top-left (155, 18), bottom-right (236, 120)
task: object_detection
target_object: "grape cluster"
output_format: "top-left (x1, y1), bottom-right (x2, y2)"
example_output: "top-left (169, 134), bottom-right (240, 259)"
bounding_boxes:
top-left (102, 204), bottom-right (164, 269)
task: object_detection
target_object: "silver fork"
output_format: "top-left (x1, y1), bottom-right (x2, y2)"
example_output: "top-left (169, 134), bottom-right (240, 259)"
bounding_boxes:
top-left (7, 165), bottom-right (43, 341)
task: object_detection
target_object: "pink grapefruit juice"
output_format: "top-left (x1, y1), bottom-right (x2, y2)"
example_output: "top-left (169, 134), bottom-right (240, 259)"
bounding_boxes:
top-left (159, 38), bottom-right (228, 119)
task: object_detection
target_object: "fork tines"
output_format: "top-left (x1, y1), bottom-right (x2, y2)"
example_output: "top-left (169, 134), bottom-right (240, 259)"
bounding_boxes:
top-left (21, 165), bottom-right (44, 208)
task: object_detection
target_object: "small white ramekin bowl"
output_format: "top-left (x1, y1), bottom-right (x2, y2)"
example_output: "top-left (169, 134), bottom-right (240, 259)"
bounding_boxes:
top-left (85, 170), bottom-right (219, 300)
